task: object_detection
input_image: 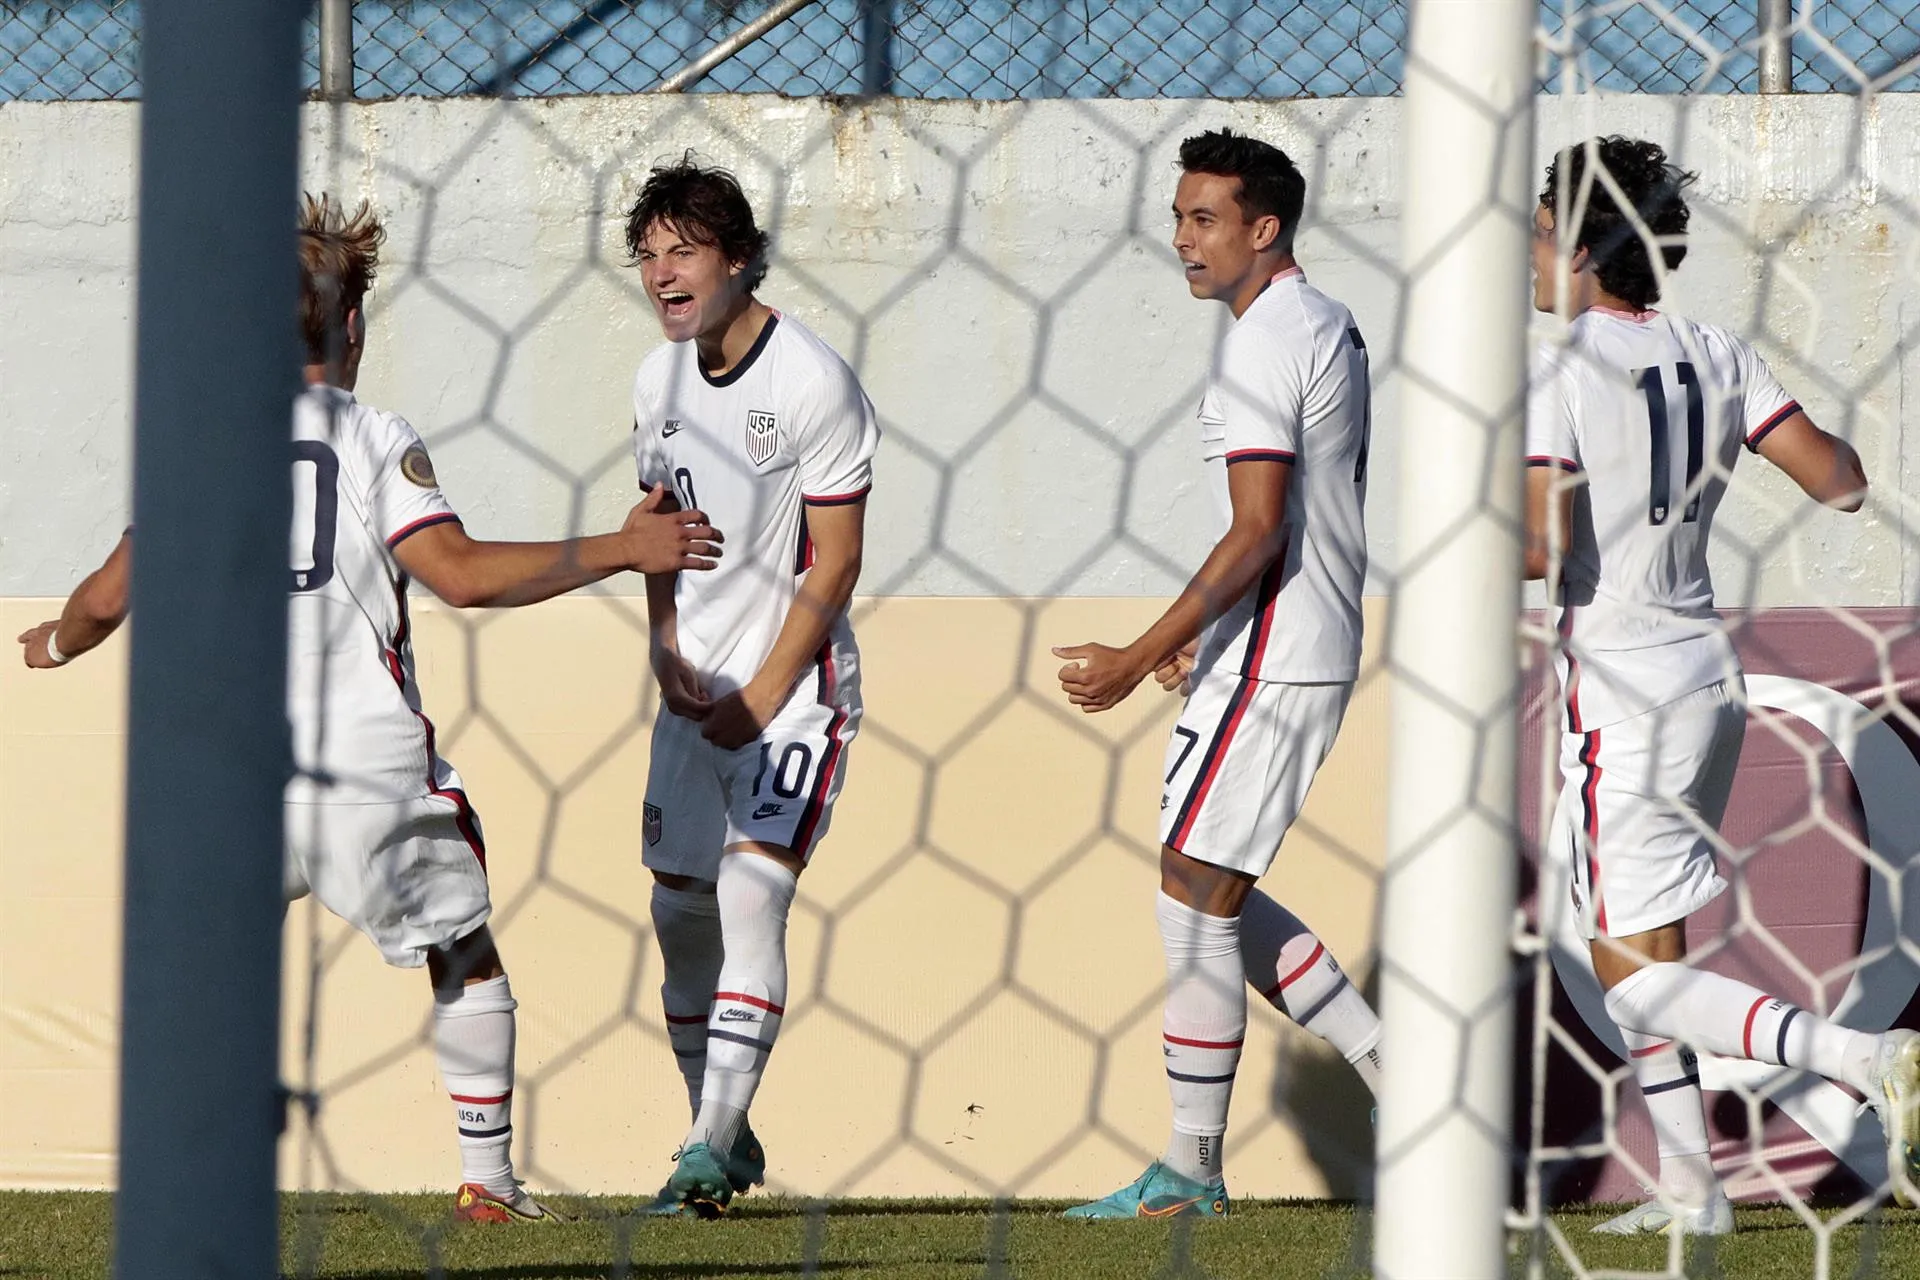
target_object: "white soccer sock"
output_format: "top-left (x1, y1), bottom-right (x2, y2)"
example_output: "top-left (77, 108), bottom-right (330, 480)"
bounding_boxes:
top-left (1158, 890), bottom-right (1245, 1183)
top-left (1621, 1027), bottom-right (1717, 1208)
top-left (652, 881), bottom-right (725, 1121)
top-left (1240, 890), bottom-right (1383, 1098)
top-left (690, 854), bottom-right (797, 1155)
top-left (433, 973), bottom-right (518, 1195)
top-left (1605, 962), bottom-right (1878, 1091)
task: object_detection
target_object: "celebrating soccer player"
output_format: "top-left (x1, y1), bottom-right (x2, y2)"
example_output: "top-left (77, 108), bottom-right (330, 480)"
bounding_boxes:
top-left (1526, 135), bottom-right (1919, 1234)
top-left (624, 157), bottom-right (878, 1217)
top-left (18, 194), bottom-right (721, 1224)
top-left (1054, 129), bottom-right (1382, 1220)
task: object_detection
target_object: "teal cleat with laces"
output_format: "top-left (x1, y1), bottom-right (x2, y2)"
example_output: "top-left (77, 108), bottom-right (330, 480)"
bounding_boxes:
top-left (1063, 1161), bottom-right (1229, 1220)
top-left (641, 1142), bottom-right (734, 1219)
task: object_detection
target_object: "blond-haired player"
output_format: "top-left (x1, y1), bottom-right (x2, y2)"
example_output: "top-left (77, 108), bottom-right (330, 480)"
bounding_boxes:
top-left (19, 194), bottom-right (722, 1223)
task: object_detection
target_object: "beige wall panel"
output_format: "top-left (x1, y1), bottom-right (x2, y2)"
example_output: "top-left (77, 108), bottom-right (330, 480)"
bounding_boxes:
top-left (0, 596), bottom-right (1385, 1197)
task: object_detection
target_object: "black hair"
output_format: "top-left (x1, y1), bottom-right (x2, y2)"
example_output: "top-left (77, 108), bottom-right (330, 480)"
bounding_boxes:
top-left (1540, 136), bottom-right (1696, 311)
top-left (624, 152), bottom-right (771, 292)
top-left (1177, 128), bottom-right (1307, 253)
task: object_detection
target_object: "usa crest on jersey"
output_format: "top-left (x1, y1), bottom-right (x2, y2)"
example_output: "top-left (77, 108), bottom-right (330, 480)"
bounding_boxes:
top-left (643, 802), bottom-right (662, 846)
top-left (746, 411), bottom-right (778, 467)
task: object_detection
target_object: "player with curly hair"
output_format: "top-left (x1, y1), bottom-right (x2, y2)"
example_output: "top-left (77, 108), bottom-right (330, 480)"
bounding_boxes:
top-left (624, 156), bottom-right (879, 1217)
top-left (1527, 136), bottom-right (1919, 1234)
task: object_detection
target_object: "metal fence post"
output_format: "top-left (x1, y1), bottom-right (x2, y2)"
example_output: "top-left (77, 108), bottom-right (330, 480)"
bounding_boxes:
top-left (319, 0), bottom-right (354, 99)
top-left (112, 0), bottom-right (300, 1272)
top-left (860, 0), bottom-right (894, 95)
top-left (1759, 0), bottom-right (1793, 92)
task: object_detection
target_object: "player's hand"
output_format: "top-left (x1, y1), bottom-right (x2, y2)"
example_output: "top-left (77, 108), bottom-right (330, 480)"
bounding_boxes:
top-left (17, 621), bottom-right (63, 670)
top-left (700, 682), bottom-right (778, 751)
top-left (623, 487), bottom-right (723, 574)
top-left (1154, 641), bottom-right (1197, 696)
top-left (1053, 642), bottom-right (1151, 714)
top-left (652, 647), bottom-right (713, 721)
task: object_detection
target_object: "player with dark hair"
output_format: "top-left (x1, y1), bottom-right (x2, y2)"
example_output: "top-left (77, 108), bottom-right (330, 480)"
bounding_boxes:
top-left (624, 157), bottom-right (879, 1217)
top-left (1056, 128), bottom-right (1381, 1219)
top-left (19, 193), bottom-right (722, 1225)
top-left (1527, 135), bottom-right (1919, 1234)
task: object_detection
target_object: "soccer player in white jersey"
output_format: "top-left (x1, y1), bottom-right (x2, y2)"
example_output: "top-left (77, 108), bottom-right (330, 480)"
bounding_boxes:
top-left (1526, 136), bottom-right (1920, 1235)
top-left (623, 158), bottom-right (878, 1217)
top-left (1054, 130), bottom-right (1383, 1220)
top-left (18, 195), bottom-right (722, 1225)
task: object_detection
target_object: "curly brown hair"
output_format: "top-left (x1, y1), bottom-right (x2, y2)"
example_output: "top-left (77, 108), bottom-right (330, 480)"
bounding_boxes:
top-left (298, 193), bottom-right (386, 364)
top-left (624, 153), bottom-right (770, 292)
top-left (1541, 137), bottom-right (1695, 311)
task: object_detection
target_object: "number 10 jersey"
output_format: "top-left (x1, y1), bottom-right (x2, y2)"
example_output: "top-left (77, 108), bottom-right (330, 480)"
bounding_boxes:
top-left (288, 384), bottom-right (464, 801)
top-left (1526, 308), bottom-right (1799, 731)
top-left (631, 311), bottom-right (880, 697)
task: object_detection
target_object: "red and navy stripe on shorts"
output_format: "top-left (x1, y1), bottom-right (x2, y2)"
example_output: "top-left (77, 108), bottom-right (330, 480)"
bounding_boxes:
top-left (1165, 555), bottom-right (1286, 851)
top-left (385, 579), bottom-right (486, 870)
top-left (790, 642), bottom-right (851, 860)
top-left (1577, 728), bottom-right (1604, 933)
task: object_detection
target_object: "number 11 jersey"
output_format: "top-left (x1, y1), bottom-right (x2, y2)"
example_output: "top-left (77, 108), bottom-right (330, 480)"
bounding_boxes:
top-left (1526, 308), bottom-right (1799, 731)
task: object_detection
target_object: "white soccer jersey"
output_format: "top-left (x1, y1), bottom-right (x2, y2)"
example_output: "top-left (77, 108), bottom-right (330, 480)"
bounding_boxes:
top-left (1527, 308), bottom-right (1799, 731)
top-left (287, 384), bottom-right (472, 809)
top-left (632, 311), bottom-right (880, 695)
top-left (1194, 268), bottom-right (1371, 685)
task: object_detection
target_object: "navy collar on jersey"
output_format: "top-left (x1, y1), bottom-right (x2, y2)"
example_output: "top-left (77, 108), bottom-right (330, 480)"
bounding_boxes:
top-left (700, 310), bottom-right (780, 388)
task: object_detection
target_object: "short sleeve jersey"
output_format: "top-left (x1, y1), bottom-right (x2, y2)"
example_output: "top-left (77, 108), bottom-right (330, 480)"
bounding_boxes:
top-left (287, 384), bottom-right (464, 801)
top-left (632, 311), bottom-right (880, 694)
top-left (1526, 308), bottom-right (1799, 731)
top-left (1194, 268), bottom-right (1372, 684)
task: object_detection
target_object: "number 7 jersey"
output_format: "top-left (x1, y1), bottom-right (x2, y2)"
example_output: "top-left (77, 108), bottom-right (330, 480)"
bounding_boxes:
top-left (1526, 308), bottom-right (1799, 731)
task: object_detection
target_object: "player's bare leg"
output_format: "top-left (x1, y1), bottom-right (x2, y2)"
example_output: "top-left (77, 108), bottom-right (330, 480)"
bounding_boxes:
top-left (1593, 922), bottom-right (1920, 1221)
top-left (428, 927), bottom-right (563, 1224)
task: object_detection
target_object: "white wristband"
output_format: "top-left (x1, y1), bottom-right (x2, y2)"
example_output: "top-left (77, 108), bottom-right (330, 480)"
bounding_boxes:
top-left (44, 632), bottom-right (70, 666)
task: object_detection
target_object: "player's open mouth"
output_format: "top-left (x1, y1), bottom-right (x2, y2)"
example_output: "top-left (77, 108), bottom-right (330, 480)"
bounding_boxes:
top-left (658, 290), bottom-right (697, 318)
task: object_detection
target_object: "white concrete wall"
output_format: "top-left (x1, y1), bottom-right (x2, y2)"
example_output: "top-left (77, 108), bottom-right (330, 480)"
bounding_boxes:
top-left (1, 94), bottom-right (1914, 605)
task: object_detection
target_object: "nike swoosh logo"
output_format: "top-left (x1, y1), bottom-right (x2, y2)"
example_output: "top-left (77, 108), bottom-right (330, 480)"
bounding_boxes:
top-left (1139, 1196), bottom-right (1202, 1218)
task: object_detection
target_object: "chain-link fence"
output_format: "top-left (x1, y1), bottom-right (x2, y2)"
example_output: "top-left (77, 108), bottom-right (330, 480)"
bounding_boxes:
top-left (9, 0), bottom-right (1920, 103)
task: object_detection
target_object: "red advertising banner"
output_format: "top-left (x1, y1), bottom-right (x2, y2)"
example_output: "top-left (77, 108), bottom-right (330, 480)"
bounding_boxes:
top-left (1521, 608), bottom-right (1920, 1204)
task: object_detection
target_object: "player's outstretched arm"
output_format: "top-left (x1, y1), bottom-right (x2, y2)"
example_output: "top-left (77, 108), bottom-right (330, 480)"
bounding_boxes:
top-left (1754, 410), bottom-right (1868, 512)
top-left (698, 497), bottom-right (865, 750)
top-left (1056, 458), bottom-right (1289, 713)
top-left (1522, 465), bottom-right (1579, 581)
top-left (393, 488), bottom-right (721, 609)
top-left (18, 532), bottom-right (131, 669)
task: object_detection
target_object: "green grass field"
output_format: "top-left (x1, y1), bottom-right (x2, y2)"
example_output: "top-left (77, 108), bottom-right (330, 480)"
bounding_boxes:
top-left (5, 1192), bottom-right (1920, 1278)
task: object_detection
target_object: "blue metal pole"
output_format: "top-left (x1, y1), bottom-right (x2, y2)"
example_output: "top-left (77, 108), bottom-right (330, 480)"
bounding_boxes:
top-left (113, 0), bottom-right (301, 1271)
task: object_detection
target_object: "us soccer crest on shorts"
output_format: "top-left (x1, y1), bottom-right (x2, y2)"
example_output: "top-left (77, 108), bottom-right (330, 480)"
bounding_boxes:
top-left (745, 411), bottom-right (778, 467)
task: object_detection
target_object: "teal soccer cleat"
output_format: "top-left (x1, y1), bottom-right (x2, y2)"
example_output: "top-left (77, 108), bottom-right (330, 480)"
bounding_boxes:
top-left (725, 1124), bottom-right (768, 1195)
top-left (1063, 1161), bottom-right (1229, 1220)
top-left (642, 1142), bottom-right (734, 1219)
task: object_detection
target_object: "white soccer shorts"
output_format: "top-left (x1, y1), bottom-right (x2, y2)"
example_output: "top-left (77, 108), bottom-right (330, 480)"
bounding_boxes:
top-left (642, 647), bottom-right (861, 880)
top-left (1157, 671), bottom-right (1352, 876)
top-left (1552, 676), bottom-right (1745, 940)
top-left (282, 781), bottom-right (492, 969)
